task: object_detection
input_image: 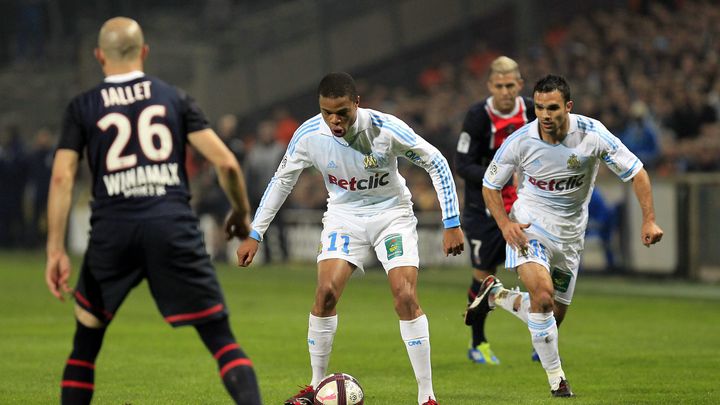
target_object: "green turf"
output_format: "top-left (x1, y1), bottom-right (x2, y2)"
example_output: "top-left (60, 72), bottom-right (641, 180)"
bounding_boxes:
top-left (2, 250), bottom-right (719, 404)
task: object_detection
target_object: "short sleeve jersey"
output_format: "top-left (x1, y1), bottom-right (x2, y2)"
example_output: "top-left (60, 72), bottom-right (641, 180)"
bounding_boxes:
top-left (58, 71), bottom-right (209, 220)
top-left (483, 114), bottom-right (642, 242)
top-left (249, 107), bottom-right (460, 241)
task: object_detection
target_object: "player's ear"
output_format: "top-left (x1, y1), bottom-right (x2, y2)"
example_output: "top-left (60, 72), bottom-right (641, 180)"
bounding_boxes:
top-left (354, 95), bottom-right (360, 106)
top-left (140, 44), bottom-right (149, 61)
top-left (93, 48), bottom-right (105, 66)
top-left (566, 100), bottom-right (573, 112)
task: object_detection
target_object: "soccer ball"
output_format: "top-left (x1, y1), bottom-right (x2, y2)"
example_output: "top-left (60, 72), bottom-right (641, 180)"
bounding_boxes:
top-left (314, 373), bottom-right (364, 405)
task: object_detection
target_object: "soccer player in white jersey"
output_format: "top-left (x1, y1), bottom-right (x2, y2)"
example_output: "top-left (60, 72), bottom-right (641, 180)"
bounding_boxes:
top-left (236, 72), bottom-right (464, 405)
top-left (466, 74), bottom-right (664, 397)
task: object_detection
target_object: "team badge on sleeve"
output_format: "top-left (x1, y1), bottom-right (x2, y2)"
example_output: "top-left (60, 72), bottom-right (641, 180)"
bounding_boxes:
top-left (384, 234), bottom-right (404, 259)
top-left (487, 162), bottom-right (499, 183)
top-left (456, 131), bottom-right (471, 153)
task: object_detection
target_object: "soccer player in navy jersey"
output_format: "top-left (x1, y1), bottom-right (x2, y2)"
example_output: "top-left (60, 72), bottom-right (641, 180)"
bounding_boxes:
top-left (454, 56), bottom-right (534, 365)
top-left (44, 17), bottom-right (261, 405)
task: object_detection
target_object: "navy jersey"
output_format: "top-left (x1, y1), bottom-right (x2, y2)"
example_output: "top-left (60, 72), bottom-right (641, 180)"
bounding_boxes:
top-left (58, 72), bottom-right (209, 220)
top-left (454, 96), bottom-right (535, 213)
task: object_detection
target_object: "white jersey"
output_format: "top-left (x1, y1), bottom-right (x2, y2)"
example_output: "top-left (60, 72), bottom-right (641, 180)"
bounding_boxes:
top-left (483, 114), bottom-right (642, 243)
top-left (249, 107), bottom-right (460, 241)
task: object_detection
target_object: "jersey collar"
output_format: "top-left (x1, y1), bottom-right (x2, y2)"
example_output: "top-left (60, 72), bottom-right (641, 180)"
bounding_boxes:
top-left (567, 113), bottom-right (578, 133)
top-left (104, 70), bottom-right (145, 83)
top-left (531, 114), bottom-right (578, 143)
top-left (486, 96), bottom-right (523, 118)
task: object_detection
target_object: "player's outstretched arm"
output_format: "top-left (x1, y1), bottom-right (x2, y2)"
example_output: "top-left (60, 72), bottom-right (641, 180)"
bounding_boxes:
top-left (443, 227), bottom-right (465, 256)
top-left (45, 150), bottom-right (79, 301)
top-left (236, 238), bottom-right (260, 267)
top-left (482, 185), bottom-right (529, 250)
top-left (630, 168), bottom-right (664, 247)
top-left (189, 128), bottom-right (252, 240)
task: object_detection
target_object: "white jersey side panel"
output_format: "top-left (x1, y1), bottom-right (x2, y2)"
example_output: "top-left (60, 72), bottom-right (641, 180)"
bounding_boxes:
top-left (251, 108), bottom-right (460, 239)
top-left (483, 114), bottom-right (642, 242)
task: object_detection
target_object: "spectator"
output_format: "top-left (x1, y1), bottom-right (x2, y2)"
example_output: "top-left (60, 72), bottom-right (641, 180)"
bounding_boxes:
top-left (26, 127), bottom-right (55, 246)
top-left (0, 124), bottom-right (28, 248)
top-left (272, 107), bottom-right (300, 146)
top-left (244, 120), bottom-right (288, 263)
top-left (619, 101), bottom-right (661, 169)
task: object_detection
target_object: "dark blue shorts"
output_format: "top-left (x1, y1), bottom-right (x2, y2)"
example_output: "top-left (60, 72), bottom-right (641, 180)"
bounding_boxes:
top-left (74, 216), bottom-right (227, 327)
top-left (462, 209), bottom-right (506, 272)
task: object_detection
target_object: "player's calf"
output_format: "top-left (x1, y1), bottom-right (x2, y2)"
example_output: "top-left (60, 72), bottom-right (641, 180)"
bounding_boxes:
top-left (196, 317), bottom-right (261, 405)
top-left (61, 321), bottom-right (106, 405)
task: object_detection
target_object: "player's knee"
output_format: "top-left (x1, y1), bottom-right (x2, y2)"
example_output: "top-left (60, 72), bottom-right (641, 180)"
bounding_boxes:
top-left (315, 284), bottom-right (340, 312)
top-left (74, 305), bottom-right (106, 329)
top-left (531, 291), bottom-right (555, 313)
top-left (392, 289), bottom-right (419, 317)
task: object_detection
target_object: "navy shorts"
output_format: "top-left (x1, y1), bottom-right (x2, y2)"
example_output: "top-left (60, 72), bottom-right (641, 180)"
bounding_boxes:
top-left (74, 216), bottom-right (228, 327)
top-left (462, 208), bottom-right (506, 272)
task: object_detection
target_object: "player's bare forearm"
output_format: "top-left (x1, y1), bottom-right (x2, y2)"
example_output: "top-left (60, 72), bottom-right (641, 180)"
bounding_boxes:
top-left (631, 168), bottom-right (656, 223)
top-left (218, 165), bottom-right (253, 239)
top-left (45, 150), bottom-right (78, 301)
top-left (631, 168), bottom-right (664, 246)
top-left (482, 185), bottom-right (529, 249)
top-left (217, 163), bottom-right (251, 216)
top-left (46, 150), bottom-right (78, 254)
top-left (482, 186), bottom-right (511, 228)
top-left (189, 128), bottom-right (251, 216)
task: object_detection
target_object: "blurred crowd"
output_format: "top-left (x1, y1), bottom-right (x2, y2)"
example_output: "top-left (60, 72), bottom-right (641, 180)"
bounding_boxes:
top-left (1, 0), bottom-right (718, 250)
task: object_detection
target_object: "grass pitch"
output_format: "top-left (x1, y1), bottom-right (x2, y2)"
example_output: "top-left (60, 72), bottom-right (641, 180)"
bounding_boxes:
top-left (1, 250), bottom-right (719, 404)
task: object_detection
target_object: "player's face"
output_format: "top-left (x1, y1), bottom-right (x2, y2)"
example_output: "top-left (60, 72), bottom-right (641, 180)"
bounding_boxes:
top-left (534, 90), bottom-right (573, 142)
top-left (319, 95), bottom-right (359, 137)
top-left (487, 72), bottom-right (523, 114)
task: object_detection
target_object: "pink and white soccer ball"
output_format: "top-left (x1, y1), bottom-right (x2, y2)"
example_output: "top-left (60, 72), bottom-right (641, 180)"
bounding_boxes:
top-left (314, 373), bottom-right (364, 405)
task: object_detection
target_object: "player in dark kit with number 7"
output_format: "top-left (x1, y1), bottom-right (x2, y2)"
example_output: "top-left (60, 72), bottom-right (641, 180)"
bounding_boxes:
top-left (45, 17), bottom-right (261, 405)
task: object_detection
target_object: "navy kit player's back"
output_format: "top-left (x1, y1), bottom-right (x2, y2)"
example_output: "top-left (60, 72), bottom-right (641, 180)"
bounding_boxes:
top-left (60, 74), bottom-right (205, 219)
top-left (46, 17), bottom-right (261, 405)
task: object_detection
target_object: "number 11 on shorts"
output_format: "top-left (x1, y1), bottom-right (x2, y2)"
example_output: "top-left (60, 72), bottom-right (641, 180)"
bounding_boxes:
top-left (328, 232), bottom-right (350, 254)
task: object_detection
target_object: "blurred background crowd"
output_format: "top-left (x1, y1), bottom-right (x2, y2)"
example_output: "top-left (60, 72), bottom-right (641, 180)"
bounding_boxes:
top-left (1, 0), bottom-right (718, 256)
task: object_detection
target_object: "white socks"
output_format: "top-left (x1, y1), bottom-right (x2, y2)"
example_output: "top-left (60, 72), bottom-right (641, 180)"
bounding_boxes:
top-left (308, 313), bottom-right (436, 403)
top-left (307, 313), bottom-right (338, 388)
top-left (494, 288), bottom-right (530, 323)
top-left (527, 312), bottom-right (565, 388)
top-left (399, 314), bottom-right (434, 404)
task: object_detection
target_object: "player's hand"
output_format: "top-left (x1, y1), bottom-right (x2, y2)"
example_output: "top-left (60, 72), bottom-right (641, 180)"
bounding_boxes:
top-left (641, 221), bottom-right (663, 247)
top-left (225, 210), bottom-right (251, 240)
top-left (500, 221), bottom-right (530, 251)
top-left (443, 227), bottom-right (465, 256)
top-left (45, 250), bottom-right (72, 301)
top-left (236, 238), bottom-right (260, 267)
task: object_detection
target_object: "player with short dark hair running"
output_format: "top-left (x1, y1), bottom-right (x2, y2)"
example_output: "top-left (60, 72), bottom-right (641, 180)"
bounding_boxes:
top-left (467, 74), bottom-right (663, 397)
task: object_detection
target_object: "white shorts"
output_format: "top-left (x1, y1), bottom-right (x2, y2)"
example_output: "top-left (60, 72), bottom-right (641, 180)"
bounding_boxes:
top-left (317, 207), bottom-right (419, 274)
top-left (504, 225), bottom-right (583, 305)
